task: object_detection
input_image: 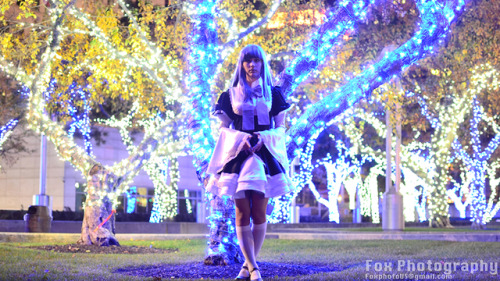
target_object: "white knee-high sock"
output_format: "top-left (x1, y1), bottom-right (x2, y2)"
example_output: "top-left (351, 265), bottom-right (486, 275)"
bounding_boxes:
top-left (252, 222), bottom-right (267, 259)
top-left (236, 225), bottom-right (257, 270)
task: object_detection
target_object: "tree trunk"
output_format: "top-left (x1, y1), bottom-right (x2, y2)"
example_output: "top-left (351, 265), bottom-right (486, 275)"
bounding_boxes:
top-left (78, 165), bottom-right (120, 246)
top-left (471, 221), bottom-right (485, 230)
top-left (204, 196), bottom-right (243, 265)
top-left (78, 197), bottom-right (119, 246)
top-left (428, 215), bottom-right (453, 228)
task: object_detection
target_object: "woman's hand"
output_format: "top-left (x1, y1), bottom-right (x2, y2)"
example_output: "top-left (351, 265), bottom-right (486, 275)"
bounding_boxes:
top-left (242, 135), bottom-right (253, 154)
top-left (252, 132), bottom-right (263, 153)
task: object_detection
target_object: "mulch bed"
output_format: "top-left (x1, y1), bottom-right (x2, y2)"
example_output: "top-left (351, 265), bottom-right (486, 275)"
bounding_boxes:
top-left (29, 244), bottom-right (177, 254)
top-left (114, 261), bottom-right (340, 280)
top-left (29, 244), bottom-right (339, 279)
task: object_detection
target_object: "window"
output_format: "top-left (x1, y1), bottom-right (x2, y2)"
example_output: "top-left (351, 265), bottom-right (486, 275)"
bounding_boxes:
top-left (75, 182), bottom-right (86, 212)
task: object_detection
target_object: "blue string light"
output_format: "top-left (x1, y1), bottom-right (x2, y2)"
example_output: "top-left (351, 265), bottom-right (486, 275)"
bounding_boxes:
top-left (452, 97), bottom-right (500, 227)
top-left (286, 0), bottom-right (466, 159)
top-left (0, 119), bottom-right (19, 150)
top-left (42, 78), bottom-right (93, 156)
top-left (125, 186), bottom-right (137, 214)
top-left (181, 0), bottom-right (467, 260)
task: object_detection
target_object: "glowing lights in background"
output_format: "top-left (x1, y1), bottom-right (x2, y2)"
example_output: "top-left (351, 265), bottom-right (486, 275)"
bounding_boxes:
top-left (147, 157), bottom-right (180, 223)
top-left (97, 104), bottom-right (183, 222)
top-left (65, 80), bottom-right (93, 156)
top-left (485, 161), bottom-right (500, 223)
top-left (0, 119), bottom-right (19, 160)
top-left (268, 129), bottom-right (322, 224)
top-left (185, 189), bottom-right (193, 214)
top-left (359, 163), bottom-right (383, 223)
top-left (125, 186), bottom-right (137, 214)
top-left (447, 170), bottom-right (472, 219)
top-left (309, 138), bottom-right (369, 223)
top-left (285, 0), bottom-right (466, 163)
top-left (0, 119), bottom-right (18, 144)
top-left (451, 65), bottom-right (500, 227)
top-left (400, 167), bottom-right (429, 222)
top-left (42, 78), bottom-right (93, 156)
top-left (205, 195), bottom-right (242, 265)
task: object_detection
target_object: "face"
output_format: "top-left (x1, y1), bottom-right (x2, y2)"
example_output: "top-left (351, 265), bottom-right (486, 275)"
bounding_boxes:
top-left (242, 57), bottom-right (262, 83)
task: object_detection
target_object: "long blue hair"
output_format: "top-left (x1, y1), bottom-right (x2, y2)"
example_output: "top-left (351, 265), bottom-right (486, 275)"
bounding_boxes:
top-left (231, 44), bottom-right (273, 102)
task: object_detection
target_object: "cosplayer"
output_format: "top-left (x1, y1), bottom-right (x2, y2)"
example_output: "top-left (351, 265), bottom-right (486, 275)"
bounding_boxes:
top-left (206, 44), bottom-right (293, 281)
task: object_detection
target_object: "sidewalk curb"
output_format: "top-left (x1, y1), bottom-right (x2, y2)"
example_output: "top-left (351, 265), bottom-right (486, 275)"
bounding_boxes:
top-left (267, 232), bottom-right (500, 242)
top-left (1, 231), bottom-right (498, 243)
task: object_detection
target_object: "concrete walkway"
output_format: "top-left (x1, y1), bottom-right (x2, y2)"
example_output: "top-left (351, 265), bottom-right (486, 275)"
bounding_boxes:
top-left (1, 230), bottom-right (499, 243)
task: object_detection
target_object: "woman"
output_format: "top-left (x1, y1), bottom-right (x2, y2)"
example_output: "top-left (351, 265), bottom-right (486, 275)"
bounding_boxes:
top-left (206, 44), bottom-right (293, 281)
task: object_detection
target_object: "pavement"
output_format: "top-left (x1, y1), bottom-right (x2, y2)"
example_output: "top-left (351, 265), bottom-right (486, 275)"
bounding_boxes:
top-left (1, 228), bottom-right (499, 243)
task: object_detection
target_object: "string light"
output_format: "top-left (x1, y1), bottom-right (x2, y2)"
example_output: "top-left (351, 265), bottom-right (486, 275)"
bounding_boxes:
top-left (0, 119), bottom-right (19, 168)
top-left (308, 138), bottom-right (369, 223)
top-left (451, 65), bottom-right (500, 227)
top-left (42, 78), bottom-right (93, 156)
top-left (447, 169), bottom-right (472, 219)
top-left (125, 186), bottom-right (137, 214)
top-left (182, 0), bottom-right (281, 263)
top-left (286, 0), bottom-right (466, 162)
top-left (485, 160), bottom-right (500, 223)
top-left (1, 0), bottom-right (470, 246)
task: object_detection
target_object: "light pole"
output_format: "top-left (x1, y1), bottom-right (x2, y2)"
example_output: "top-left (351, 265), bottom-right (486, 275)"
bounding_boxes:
top-left (382, 101), bottom-right (405, 231)
top-left (24, 133), bottom-right (53, 232)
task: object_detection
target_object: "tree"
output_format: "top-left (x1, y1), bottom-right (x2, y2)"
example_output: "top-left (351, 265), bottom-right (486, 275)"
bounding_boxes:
top-left (0, 0), bottom-right (181, 245)
top-left (1, 0), bottom-right (465, 263)
top-left (452, 69), bottom-right (500, 228)
top-left (309, 138), bottom-right (368, 223)
top-left (301, 0), bottom-right (500, 227)
top-left (0, 0), bottom-right (323, 251)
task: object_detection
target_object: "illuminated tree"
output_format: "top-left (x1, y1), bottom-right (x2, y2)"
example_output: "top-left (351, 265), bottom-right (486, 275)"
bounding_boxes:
top-left (1, 1), bottom-right (466, 262)
top-left (309, 138), bottom-right (368, 223)
top-left (307, 0), bottom-right (499, 227)
top-left (452, 69), bottom-right (500, 228)
top-left (339, 102), bottom-right (433, 223)
top-left (338, 61), bottom-right (498, 227)
top-left (0, 0), bottom-right (184, 245)
top-left (485, 160), bottom-right (500, 222)
top-left (0, 0), bottom-right (323, 251)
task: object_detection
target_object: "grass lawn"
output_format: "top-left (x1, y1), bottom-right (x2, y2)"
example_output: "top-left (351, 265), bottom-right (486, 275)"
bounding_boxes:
top-left (0, 238), bottom-right (499, 280)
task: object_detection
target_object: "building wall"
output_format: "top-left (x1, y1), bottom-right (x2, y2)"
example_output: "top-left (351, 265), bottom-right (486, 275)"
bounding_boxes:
top-left (0, 125), bottom-right (200, 212)
top-left (0, 127), bottom-right (65, 210)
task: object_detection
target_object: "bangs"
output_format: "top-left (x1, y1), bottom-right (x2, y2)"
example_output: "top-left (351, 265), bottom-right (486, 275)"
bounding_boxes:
top-left (241, 45), bottom-right (264, 62)
top-left (232, 44), bottom-right (273, 93)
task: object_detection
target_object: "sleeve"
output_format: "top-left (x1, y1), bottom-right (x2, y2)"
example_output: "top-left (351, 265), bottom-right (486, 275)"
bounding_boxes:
top-left (270, 86), bottom-right (291, 116)
top-left (213, 90), bottom-right (236, 121)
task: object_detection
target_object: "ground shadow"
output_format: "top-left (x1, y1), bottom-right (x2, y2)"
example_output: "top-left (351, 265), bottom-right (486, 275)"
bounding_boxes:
top-left (114, 261), bottom-right (341, 279)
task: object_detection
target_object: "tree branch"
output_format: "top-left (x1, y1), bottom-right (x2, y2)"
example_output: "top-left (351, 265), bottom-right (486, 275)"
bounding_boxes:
top-left (67, 5), bottom-right (182, 104)
top-left (221, 0), bottom-right (282, 51)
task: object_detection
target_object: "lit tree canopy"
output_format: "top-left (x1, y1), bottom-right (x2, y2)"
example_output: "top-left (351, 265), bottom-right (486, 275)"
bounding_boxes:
top-left (0, 0), bottom-right (472, 258)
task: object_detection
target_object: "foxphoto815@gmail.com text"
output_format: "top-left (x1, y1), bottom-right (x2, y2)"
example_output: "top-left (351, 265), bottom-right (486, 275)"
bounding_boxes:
top-left (364, 259), bottom-right (499, 280)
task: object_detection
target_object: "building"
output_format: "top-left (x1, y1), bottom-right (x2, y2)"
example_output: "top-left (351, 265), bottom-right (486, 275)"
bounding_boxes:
top-left (0, 125), bottom-right (204, 221)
